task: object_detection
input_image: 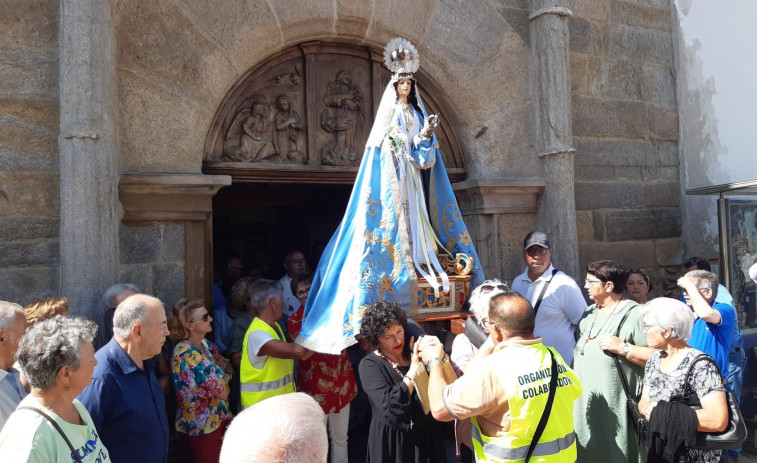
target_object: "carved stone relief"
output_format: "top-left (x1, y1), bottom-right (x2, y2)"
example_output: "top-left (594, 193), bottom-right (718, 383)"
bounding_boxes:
top-left (204, 43), bottom-right (467, 183)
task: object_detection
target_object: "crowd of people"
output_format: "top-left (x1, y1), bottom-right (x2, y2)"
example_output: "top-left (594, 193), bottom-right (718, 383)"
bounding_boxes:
top-left (0, 234), bottom-right (756, 463)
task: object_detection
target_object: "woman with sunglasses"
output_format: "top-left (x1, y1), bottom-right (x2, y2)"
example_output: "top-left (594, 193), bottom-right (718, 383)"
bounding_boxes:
top-left (168, 298), bottom-right (233, 463)
top-left (573, 261), bottom-right (655, 463)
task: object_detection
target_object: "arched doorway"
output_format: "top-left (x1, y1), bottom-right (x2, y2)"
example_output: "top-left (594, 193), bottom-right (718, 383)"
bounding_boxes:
top-left (203, 41), bottom-right (468, 299)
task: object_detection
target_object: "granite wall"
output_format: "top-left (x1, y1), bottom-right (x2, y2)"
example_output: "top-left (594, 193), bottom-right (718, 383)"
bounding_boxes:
top-left (0, 0), bottom-right (60, 304)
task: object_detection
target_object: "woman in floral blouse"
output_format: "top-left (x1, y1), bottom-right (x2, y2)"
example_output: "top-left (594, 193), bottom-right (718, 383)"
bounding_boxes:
top-left (287, 273), bottom-right (358, 463)
top-left (168, 298), bottom-right (233, 463)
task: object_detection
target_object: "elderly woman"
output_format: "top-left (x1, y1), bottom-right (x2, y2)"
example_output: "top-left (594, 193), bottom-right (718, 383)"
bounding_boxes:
top-left (638, 298), bottom-right (728, 462)
top-left (627, 268), bottom-right (653, 305)
top-left (168, 298), bottom-right (233, 463)
top-left (358, 301), bottom-right (447, 463)
top-left (573, 260), bottom-right (654, 463)
top-left (0, 316), bottom-right (109, 462)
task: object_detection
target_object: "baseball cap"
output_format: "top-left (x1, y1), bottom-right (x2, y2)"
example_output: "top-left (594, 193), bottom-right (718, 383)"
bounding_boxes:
top-left (523, 231), bottom-right (551, 251)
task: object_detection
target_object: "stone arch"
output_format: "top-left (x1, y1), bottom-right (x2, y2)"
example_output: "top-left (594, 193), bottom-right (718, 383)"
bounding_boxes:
top-left (202, 41), bottom-right (468, 183)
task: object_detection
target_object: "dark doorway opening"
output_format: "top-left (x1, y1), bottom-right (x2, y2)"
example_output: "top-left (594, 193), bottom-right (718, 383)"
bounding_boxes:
top-left (211, 182), bottom-right (352, 282)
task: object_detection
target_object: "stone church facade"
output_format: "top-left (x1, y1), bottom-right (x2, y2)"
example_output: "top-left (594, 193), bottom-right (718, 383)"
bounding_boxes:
top-left (0, 0), bottom-right (681, 318)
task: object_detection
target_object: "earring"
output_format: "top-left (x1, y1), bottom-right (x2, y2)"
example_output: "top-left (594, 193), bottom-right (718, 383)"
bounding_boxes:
top-left (65, 386), bottom-right (70, 392)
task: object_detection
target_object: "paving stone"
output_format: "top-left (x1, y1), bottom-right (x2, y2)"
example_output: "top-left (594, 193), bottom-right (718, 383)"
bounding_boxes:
top-left (648, 105), bottom-right (679, 141)
top-left (602, 208), bottom-right (682, 241)
top-left (575, 181), bottom-right (644, 210)
top-left (120, 224), bottom-right (161, 264)
top-left (0, 266), bottom-right (58, 306)
top-left (0, 219), bottom-right (59, 241)
top-left (644, 180), bottom-right (680, 208)
top-left (118, 264), bottom-right (154, 296)
top-left (569, 17), bottom-right (592, 54)
top-left (610, 1), bottom-right (672, 31)
top-left (654, 237), bottom-right (684, 267)
top-left (579, 239), bottom-right (656, 270)
top-left (572, 96), bottom-right (648, 138)
top-left (0, 170), bottom-right (59, 219)
top-left (153, 263), bottom-right (185, 307)
top-left (607, 24), bottom-right (673, 65)
top-left (161, 223), bottom-right (185, 262)
top-left (587, 57), bottom-right (676, 103)
top-left (0, 238), bottom-right (59, 266)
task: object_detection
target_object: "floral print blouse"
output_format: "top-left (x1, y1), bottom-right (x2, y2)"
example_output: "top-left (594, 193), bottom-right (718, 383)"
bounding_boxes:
top-left (288, 305), bottom-right (358, 414)
top-left (171, 339), bottom-right (232, 436)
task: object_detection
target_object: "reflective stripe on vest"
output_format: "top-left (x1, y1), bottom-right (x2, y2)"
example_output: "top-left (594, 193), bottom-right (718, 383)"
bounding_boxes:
top-left (239, 318), bottom-right (295, 408)
top-left (240, 373), bottom-right (295, 392)
top-left (472, 423), bottom-right (576, 461)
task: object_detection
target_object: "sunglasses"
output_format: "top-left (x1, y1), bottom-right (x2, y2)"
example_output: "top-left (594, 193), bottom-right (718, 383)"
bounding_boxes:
top-left (480, 284), bottom-right (508, 294)
top-left (189, 313), bottom-right (210, 323)
top-left (525, 247), bottom-right (548, 257)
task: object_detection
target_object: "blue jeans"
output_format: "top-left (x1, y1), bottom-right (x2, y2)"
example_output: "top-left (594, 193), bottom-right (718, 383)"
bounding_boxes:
top-left (726, 348), bottom-right (746, 460)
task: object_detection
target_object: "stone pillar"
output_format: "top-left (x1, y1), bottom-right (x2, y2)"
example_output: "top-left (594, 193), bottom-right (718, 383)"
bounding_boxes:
top-left (529, 1), bottom-right (580, 280)
top-left (58, 0), bottom-right (120, 315)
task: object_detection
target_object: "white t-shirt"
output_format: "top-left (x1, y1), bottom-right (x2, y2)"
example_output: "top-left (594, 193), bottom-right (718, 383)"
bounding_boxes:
top-left (0, 396), bottom-right (110, 463)
top-left (511, 264), bottom-right (587, 365)
top-left (246, 330), bottom-right (276, 370)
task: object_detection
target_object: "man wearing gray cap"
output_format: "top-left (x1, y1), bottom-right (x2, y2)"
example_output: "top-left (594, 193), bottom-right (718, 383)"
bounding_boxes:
top-left (511, 231), bottom-right (587, 364)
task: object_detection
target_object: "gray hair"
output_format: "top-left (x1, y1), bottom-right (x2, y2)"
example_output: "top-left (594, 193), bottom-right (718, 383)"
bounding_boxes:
top-left (469, 279), bottom-right (509, 319)
top-left (220, 392), bottom-right (327, 463)
top-left (101, 283), bottom-right (140, 311)
top-left (112, 294), bottom-right (162, 338)
top-left (639, 297), bottom-right (695, 341)
top-left (249, 279), bottom-right (284, 315)
top-left (0, 301), bottom-right (23, 329)
top-left (686, 270), bottom-right (719, 300)
top-left (16, 315), bottom-right (98, 391)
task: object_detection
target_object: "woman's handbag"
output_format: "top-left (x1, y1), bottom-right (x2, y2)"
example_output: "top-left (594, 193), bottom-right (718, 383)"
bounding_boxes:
top-left (671, 354), bottom-right (747, 450)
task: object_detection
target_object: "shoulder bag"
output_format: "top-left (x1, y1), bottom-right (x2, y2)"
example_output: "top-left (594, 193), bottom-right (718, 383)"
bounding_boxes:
top-left (611, 307), bottom-right (649, 446)
top-left (19, 405), bottom-right (84, 463)
top-left (671, 354), bottom-right (747, 450)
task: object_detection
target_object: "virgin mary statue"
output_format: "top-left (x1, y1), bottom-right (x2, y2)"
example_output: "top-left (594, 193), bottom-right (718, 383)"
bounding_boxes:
top-left (297, 38), bottom-right (484, 354)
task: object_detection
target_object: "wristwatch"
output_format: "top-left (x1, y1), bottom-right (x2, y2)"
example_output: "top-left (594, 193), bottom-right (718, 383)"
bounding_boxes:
top-left (621, 342), bottom-right (631, 357)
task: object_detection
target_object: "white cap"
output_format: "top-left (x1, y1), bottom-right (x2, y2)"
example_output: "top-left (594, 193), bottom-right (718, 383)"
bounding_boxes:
top-left (750, 262), bottom-right (757, 284)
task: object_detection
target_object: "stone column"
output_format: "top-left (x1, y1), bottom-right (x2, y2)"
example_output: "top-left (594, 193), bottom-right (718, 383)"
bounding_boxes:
top-left (58, 0), bottom-right (120, 315)
top-left (529, 0), bottom-right (580, 280)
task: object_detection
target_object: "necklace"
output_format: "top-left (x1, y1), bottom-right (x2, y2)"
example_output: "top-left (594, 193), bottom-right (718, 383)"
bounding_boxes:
top-left (375, 349), bottom-right (414, 429)
top-left (579, 299), bottom-right (623, 356)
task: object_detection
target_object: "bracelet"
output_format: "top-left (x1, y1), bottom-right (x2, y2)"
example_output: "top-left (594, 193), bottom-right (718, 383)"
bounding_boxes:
top-left (426, 357), bottom-right (442, 368)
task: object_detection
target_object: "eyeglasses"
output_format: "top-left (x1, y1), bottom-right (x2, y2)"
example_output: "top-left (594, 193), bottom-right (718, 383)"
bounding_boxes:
top-left (479, 317), bottom-right (492, 328)
top-left (189, 313), bottom-right (210, 323)
top-left (642, 323), bottom-right (656, 333)
top-left (683, 258), bottom-right (703, 268)
top-left (296, 287), bottom-right (311, 298)
top-left (584, 279), bottom-right (603, 287)
top-left (286, 258), bottom-right (306, 265)
top-left (525, 247), bottom-right (548, 257)
top-left (480, 284), bottom-right (508, 294)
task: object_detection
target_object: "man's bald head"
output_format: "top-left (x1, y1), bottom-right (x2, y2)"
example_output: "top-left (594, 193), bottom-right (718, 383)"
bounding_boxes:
top-left (489, 292), bottom-right (535, 338)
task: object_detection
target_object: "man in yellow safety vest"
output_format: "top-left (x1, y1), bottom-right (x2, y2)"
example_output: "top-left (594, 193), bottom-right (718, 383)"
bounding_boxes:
top-left (420, 292), bottom-right (582, 462)
top-left (240, 279), bottom-right (313, 409)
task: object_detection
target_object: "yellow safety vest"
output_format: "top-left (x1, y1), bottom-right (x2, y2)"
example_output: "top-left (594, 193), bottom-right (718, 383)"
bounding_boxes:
top-left (471, 343), bottom-right (582, 462)
top-left (240, 317), bottom-right (295, 408)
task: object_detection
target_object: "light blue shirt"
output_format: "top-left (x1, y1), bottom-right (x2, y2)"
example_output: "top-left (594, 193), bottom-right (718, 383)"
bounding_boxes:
top-left (0, 367), bottom-right (27, 432)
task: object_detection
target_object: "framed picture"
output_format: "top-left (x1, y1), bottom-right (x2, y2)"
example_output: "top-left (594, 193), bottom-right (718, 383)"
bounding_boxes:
top-left (727, 198), bottom-right (757, 326)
